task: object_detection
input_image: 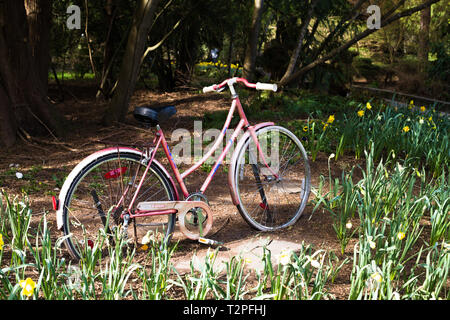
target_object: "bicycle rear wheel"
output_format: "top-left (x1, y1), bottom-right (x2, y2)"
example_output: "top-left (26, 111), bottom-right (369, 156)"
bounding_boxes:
top-left (61, 151), bottom-right (176, 259)
top-left (234, 126), bottom-right (311, 231)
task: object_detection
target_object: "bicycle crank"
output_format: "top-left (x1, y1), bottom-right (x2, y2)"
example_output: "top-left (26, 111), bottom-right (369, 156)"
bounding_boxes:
top-left (136, 200), bottom-right (213, 240)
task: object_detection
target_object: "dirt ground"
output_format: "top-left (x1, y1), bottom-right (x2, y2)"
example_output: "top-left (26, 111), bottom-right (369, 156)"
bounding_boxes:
top-left (0, 82), bottom-right (364, 299)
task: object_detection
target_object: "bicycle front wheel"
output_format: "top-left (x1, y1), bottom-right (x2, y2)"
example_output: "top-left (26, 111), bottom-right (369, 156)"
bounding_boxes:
top-left (234, 126), bottom-right (311, 231)
top-left (61, 151), bottom-right (176, 259)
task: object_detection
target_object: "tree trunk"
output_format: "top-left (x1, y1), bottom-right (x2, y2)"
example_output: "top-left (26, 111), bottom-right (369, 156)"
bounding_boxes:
top-left (97, 0), bottom-right (118, 99)
top-left (418, 5), bottom-right (431, 72)
top-left (103, 0), bottom-right (161, 125)
top-left (242, 0), bottom-right (264, 81)
top-left (0, 84), bottom-right (17, 147)
top-left (0, 0), bottom-right (64, 147)
top-left (24, 0), bottom-right (52, 94)
top-left (279, 0), bottom-right (317, 85)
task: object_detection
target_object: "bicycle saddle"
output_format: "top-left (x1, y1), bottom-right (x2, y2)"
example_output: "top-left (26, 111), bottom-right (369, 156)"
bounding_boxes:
top-left (133, 105), bottom-right (177, 126)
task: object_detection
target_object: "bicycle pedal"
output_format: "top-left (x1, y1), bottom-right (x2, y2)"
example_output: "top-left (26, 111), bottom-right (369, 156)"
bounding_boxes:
top-left (198, 237), bottom-right (223, 247)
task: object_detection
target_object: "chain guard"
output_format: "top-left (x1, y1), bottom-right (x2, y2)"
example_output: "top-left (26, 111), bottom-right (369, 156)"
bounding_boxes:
top-left (136, 200), bottom-right (213, 240)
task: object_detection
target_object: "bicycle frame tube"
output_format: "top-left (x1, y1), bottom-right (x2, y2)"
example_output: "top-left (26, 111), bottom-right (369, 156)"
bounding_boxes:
top-left (124, 87), bottom-right (278, 218)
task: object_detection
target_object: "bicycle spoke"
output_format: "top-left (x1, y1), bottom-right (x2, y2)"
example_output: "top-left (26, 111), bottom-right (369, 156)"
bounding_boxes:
top-left (235, 127), bottom-right (310, 230)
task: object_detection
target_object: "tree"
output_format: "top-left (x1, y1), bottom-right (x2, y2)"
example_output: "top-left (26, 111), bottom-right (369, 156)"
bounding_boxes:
top-left (279, 0), bottom-right (318, 85)
top-left (103, 0), bottom-right (161, 125)
top-left (25, 0), bottom-right (52, 93)
top-left (418, 4), bottom-right (431, 71)
top-left (278, 0), bottom-right (441, 87)
top-left (0, 0), bottom-right (64, 147)
top-left (242, 0), bottom-right (264, 81)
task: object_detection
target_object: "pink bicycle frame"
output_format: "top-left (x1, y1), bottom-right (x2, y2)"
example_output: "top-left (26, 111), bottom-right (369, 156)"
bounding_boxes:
top-left (124, 78), bottom-right (277, 219)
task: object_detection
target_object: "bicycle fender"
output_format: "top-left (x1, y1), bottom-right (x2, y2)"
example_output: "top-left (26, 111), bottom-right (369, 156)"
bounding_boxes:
top-left (228, 122), bottom-right (274, 205)
top-left (55, 147), bottom-right (179, 230)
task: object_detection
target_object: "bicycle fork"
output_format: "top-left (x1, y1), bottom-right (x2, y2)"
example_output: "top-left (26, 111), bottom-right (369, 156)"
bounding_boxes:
top-left (247, 149), bottom-right (274, 223)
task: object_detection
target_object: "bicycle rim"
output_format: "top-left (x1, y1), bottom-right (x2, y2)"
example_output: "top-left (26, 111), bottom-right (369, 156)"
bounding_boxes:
top-left (62, 152), bottom-right (175, 259)
top-left (234, 126), bottom-right (311, 231)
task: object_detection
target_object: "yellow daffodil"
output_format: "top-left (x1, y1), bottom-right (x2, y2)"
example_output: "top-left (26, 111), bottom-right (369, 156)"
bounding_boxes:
top-left (357, 110), bottom-right (364, 117)
top-left (415, 168), bottom-right (421, 177)
top-left (140, 244), bottom-right (149, 251)
top-left (366, 102), bottom-right (372, 110)
top-left (371, 272), bottom-right (383, 283)
top-left (402, 126), bottom-right (410, 133)
top-left (428, 116), bottom-right (433, 121)
top-left (397, 232), bottom-right (406, 240)
top-left (0, 234), bottom-right (3, 250)
top-left (327, 115), bottom-right (335, 124)
top-left (19, 278), bottom-right (36, 297)
top-left (303, 125), bottom-right (308, 132)
top-left (420, 106), bottom-right (426, 112)
top-left (323, 123), bottom-right (329, 131)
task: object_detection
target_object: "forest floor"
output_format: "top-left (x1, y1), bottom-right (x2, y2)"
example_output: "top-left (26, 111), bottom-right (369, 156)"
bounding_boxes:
top-left (0, 82), bottom-right (368, 299)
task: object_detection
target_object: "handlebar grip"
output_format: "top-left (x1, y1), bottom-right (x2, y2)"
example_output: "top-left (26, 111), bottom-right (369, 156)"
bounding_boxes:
top-left (203, 85), bottom-right (216, 93)
top-left (256, 82), bottom-right (277, 92)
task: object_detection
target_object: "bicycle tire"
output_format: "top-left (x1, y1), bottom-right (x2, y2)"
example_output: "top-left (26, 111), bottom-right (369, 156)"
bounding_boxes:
top-left (61, 151), bottom-right (176, 260)
top-left (233, 126), bottom-right (311, 231)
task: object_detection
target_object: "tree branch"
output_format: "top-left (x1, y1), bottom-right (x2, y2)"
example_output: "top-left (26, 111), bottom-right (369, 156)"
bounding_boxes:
top-left (279, 0), bottom-right (440, 87)
top-left (279, 0), bottom-right (318, 84)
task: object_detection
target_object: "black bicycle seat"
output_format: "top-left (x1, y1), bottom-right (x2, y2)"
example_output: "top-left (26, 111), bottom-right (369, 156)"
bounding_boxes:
top-left (133, 105), bottom-right (176, 126)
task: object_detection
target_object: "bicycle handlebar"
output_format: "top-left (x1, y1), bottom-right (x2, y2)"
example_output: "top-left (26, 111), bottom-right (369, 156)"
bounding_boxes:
top-left (256, 82), bottom-right (278, 92)
top-left (202, 77), bottom-right (277, 93)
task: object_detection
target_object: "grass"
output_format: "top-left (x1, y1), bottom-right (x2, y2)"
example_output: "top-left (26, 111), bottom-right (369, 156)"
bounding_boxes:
top-left (48, 71), bottom-right (96, 81)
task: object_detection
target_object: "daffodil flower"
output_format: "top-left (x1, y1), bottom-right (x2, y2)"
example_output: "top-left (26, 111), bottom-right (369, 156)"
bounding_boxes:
top-left (346, 222), bottom-right (352, 229)
top-left (420, 106), bottom-right (426, 112)
top-left (141, 230), bottom-right (154, 245)
top-left (327, 115), bottom-right (335, 124)
top-left (371, 272), bottom-right (383, 283)
top-left (0, 234), bottom-right (4, 250)
top-left (207, 250), bottom-right (215, 261)
top-left (19, 278), bottom-right (36, 297)
top-left (306, 255), bottom-right (321, 268)
top-left (366, 102), bottom-right (372, 110)
top-left (397, 232), bottom-right (406, 240)
top-left (367, 236), bottom-right (376, 249)
top-left (402, 126), bottom-right (410, 133)
top-left (303, 125), bottom-right (308, 132)
top-left (277, 250), bottom-right (292, 266)
top-left (357, 110), bottom-right (364, 117)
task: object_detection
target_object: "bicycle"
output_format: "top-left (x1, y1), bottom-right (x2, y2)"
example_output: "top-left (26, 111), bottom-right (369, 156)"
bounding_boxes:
top-left (53, 77), bottom-right (311, 260)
